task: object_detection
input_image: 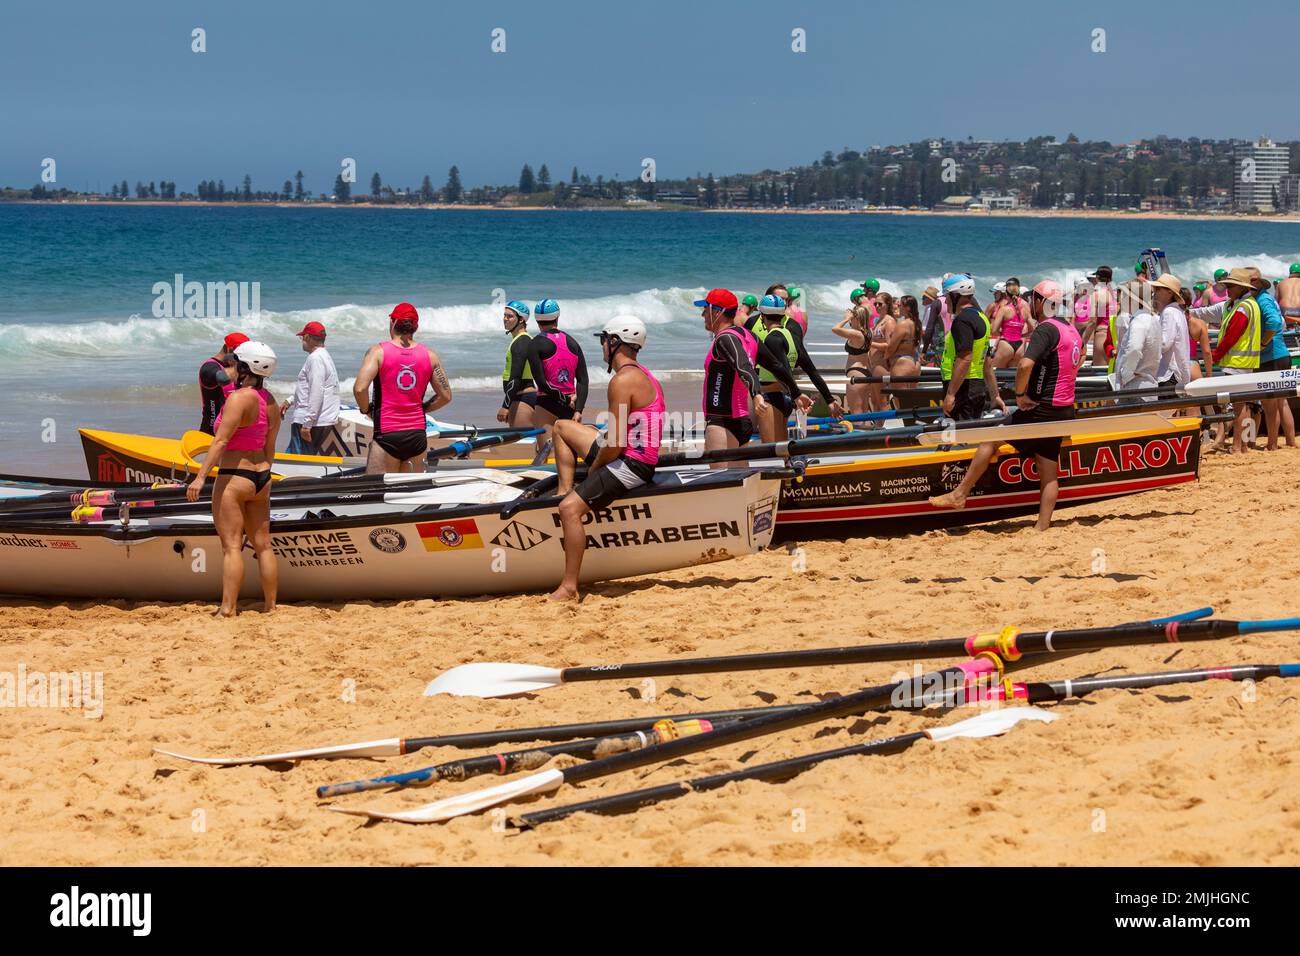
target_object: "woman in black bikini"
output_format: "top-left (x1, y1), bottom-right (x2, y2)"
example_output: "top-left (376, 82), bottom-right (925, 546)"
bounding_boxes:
top-left (832, 304), bottom-right (874, 414)
top-left (187, 341), bottom-right (282, 617)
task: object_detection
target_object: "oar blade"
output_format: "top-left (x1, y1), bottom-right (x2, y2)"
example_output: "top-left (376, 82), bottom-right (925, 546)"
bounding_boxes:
top-left (925, 706), bottom-right (1057, 742)
top-left (423, 663), bottom-right (564, 698)
top-left (152, 737), bottom-right (405, 766)
top-left (329, 768), bottom-right (564, 823)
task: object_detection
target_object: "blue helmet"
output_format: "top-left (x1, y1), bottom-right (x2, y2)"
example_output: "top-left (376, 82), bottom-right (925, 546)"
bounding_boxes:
top-left (758, 294), bottom-right (786, 315)
top-left (505, 299), bottom-right (530, 320)
top-left (535, 298), bottom-right (561, 321)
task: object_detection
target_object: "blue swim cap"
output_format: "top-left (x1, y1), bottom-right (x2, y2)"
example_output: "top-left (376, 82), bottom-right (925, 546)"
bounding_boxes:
top-left (758, 294), bottom-right (786, 315)
top-left (535, 298), bottom-right (561, 321)
top-left (505, 299), bottom-right (530, 319)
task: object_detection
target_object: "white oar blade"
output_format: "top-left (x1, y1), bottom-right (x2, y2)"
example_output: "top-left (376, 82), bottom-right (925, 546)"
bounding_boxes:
top-left (330, 769), bottom-right (564, 824)
top-left (925, 706), bottom-right (1057, 742)
top-left (1183, 370), bottom-right (1298, 398)
top-left (423, 663), bottom-right (563, 698)
top-left (153, 737), bottom-right (405, 766)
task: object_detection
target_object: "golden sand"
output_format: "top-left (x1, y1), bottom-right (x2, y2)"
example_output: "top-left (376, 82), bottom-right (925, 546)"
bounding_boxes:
top-left (2, 448), bottom-right (1298, 865)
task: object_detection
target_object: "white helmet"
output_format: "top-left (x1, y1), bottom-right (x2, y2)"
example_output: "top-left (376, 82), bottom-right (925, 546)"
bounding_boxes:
top-left (598, 314), bottom-right (647, 350)
top-left (234, 340), bottom-right (277, 377)
top-left (941, 273), bottom-right (976, 297)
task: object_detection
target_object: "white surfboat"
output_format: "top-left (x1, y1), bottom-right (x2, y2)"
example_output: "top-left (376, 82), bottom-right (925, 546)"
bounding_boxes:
top-left (0, 468), bottom-right (781, 601)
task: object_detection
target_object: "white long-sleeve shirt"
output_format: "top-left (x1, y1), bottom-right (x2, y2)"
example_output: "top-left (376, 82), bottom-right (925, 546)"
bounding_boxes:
top-left (1156, 305), bottom-right (1191, 385)
top-left (1110, 310), bottom-right (1161, 392)
top-left (288, 347), bottom-right (340, 427)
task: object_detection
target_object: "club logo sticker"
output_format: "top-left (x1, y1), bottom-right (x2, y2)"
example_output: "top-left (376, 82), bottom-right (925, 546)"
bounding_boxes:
top-left (369, 527), bottom-right (407, 554)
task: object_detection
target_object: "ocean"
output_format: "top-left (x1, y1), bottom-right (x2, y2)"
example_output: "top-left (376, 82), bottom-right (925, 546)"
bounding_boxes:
top-left (3, 202), bottom-right (1298, 477)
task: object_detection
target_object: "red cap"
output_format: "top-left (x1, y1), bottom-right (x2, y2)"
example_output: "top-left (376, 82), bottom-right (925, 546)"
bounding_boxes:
top-left (295, 321), bottom-right (327, 338)
top-left (389, 302), bottom-right (419, 328)
top-left (693, 288), bottom-right (738, 311)
top-left (224, 332), bottom-right (249, 351)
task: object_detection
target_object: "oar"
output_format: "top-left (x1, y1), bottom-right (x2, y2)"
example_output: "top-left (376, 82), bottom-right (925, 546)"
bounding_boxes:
top-left (153, 607), bottom-right (1211, 766)
top-left (976, 662), bottom-right (1300, 704)
top-left (335, 615), bottom-right (1300, 824)
top-left (343, 621), bottom-right (1216, 822)
top-left (513, 658), bottom-right (1300, 828)
top-left (428, 428), bottom-right (542, 461)
top-left (511, 708), bottom-right (1058, 829)
top-left (421, 608), bottom-right (1228, 698)
top-left (315, 717), bottom-right (714, 798)
top-left (9, 475), bottom-right (518, 523)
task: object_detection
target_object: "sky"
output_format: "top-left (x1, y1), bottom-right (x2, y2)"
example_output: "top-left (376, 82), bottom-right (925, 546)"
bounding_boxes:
top-left (3, 0), bottom-right (1297, 194)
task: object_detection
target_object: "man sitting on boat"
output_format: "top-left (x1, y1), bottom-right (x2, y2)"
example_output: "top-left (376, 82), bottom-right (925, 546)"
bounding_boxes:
top-left (198, 331), bottom-right (248, 435)
top-left (929, 280), bottom-right (1081, 531)
top-left (549, 315), bottom-right (663, 602)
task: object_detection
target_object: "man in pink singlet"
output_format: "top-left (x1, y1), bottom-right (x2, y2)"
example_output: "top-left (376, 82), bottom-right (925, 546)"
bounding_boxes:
top-left (548, 315), bottom-right (663, 601)
top-left (930, 280), bottom-right (1081, 531)
top-left (352, 302), bottom-right (453, 474)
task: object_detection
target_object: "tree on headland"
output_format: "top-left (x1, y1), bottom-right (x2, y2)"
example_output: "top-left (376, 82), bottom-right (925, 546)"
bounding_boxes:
top-left (421, 175), bottom-right (435, 203)
top-left (333, 175), bottom-right (351, 203)
top-left (294, 170), bottom-right (304, 200)
top-left (537, 164), bottom-right (551, 191)
top-left (243, 175), bottom-right (252, 201)
top-left (216, 179), bottom-right (226, 201)
top-left (704, 173), bottom-right (718, 208)
top-left (571, 166), bottom-right (579, 185)
top-left (120, 180), bottom-right (129, 198)
top-left (282, 180), bottom-right (292, 200)
top-left (518, 164), bottom-right (535, 194)
top-left (370, 172), bottom-right (382, 199)
top-left (444, 166), bottom-right (463, 203)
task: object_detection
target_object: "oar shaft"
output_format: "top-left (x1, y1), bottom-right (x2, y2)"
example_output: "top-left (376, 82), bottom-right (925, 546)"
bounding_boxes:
top-left (553, 609), bottom-right (1220, 685)
top-left (516, 733), bottom-right (928, 827)
top-left (1014, 663), bottom-right (1293, 703)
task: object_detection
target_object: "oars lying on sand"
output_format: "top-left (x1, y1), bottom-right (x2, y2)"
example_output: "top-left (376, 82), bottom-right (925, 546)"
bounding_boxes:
top-left (422, 609), bottom-right (1240, 699)
top-left (155, 609), bottom-right (1213, 767)
top-left (339, 613), bottom-right (1291, 824)
top-left (511, 708), bottom-right (1057, 829)
top-left (315, 718), bottom-right (714, 798)
top-left (511, 660), bottom-right (1300, 829)
top-left (975, 662), bottom-right (1300, 704)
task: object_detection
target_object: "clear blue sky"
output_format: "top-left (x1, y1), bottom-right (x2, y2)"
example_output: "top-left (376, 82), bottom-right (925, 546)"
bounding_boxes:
top-left (3, 0), bottom-right (1296, 193)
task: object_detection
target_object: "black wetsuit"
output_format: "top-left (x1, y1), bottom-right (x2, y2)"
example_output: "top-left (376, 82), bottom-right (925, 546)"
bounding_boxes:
top-left (525, 328), bottom-right (590, 419)
top-left (198, 356), bottom-right (232, 434)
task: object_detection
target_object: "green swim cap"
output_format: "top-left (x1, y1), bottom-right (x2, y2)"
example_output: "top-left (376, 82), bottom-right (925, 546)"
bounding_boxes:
top-left (1193, 282), bottom-right (1207, 291)
top-left (1135, 260), bottom-right (1144, 274)
top-left (1214, 268), bottom-right (1228, 282)
top-left (850, 287), bottom-right (865, 302)
top-left (741, 293), bottom-right (759, 308)
top-left (787, 286), bottom-right (802, 301)
top-left (863, 278), bottom-right (880, 293)
top-left (1290, 263), bottom-right (1300, 275)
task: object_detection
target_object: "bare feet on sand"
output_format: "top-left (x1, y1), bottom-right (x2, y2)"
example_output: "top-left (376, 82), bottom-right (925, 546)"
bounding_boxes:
top-left (547, 584), bottom-right (579, 602)
top-left (928, 492), bottom-right (966, 510)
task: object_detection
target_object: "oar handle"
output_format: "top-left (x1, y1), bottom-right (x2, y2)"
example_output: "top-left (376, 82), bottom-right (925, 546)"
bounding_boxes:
top-left (1237, 618), bottom-right (1300, 635)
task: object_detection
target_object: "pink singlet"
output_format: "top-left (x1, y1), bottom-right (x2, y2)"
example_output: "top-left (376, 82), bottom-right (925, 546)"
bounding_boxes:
top-left (374, 340), bottom-right (432, 433)
top-left (623, 364), bottom-right (665, 467)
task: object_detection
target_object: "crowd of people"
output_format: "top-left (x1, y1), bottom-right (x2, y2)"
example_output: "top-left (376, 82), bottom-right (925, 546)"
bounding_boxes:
top-left (185, 255), bottom-right (1299, 610)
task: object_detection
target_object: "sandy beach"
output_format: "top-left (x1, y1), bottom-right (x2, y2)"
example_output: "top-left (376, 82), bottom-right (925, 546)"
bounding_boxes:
top-left (2, 446), bottom-right (1297, 866)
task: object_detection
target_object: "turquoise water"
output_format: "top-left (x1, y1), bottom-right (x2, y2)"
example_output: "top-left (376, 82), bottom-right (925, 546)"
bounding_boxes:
top-left (3, 203), bottom-right (1298, 475)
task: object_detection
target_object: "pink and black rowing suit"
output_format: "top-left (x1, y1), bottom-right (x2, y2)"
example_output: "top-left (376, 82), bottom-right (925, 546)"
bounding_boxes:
top-left (1000, 298), bottom-right (1029, 347)
top-left (198, 356), bottom-right (236, 434)
top-left (575, 363), bottom-right (664, 511)
top-left (527, 328), bottom-right (589, 419)
top-left (213, 387), bottom-right (274, 492)
top-left (703, 326), bottom-right (797, 444)
top-left (1005, 316), bottom-right (1081, 461)
top-left (371, 340), bottom-right (432, 461)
